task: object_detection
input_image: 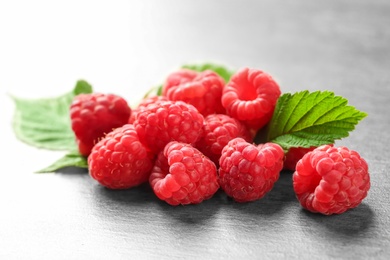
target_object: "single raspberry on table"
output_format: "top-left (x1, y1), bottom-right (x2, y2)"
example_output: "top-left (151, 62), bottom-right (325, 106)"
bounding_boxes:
top-left (149, 141), bottom-right (220, 206)
top-left (195, 114), bottom-right (253, 166)
top-left (221, 67), bottom-right (281, 131)
top-left (133, 100), bottom-right (204, 154)
top-left (128, 95), bottom-right (168, 124)
top-left (218, 138), bottom-right (284, 202)
top-left (70, 93), bottom-right (131, 156)
top-left (293, 145), bottom-right (370, 215)
top-left (162, 69), bottom-right (226, 116)
top-left (88, 124), bottom-right (154, 189)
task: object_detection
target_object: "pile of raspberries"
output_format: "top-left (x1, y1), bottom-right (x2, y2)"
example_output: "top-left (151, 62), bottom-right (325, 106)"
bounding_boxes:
top-left (70, 67), bottom-right (370, 215)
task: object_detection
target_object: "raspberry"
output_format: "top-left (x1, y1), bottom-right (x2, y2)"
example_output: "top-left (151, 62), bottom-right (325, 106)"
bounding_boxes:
top-left (149, 141), bottom-right (219, 205)
top-left (133, 100), bottom-right (204, 154)
top-left (293, 145), bottom-right (370, 215)
top-left (284, 146), bottom-right (317, 171)
top-left (284, 144), bottom-right (334, 171)
top-left (221, 67), bottom-right (281, 131)
top-left (218, 138), bottom-right (284, 202)
top-left (128, 95), bottom-right (168, 124)
top-left (88, 124), bottom-right (154, 189)
top-left (70, 93), bottom-right (131, 156)
top-left (162, 69), bottom-right (226, 116)
top-left (195, 114), bottom-right (253, 165)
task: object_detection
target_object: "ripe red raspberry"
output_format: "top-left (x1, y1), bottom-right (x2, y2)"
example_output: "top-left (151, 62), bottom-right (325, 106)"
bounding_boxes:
top-left (218, 138), bottom-right (284, 202)
top-left (70, 93), bottom-right (131, 156)
top-left (284, 144), bottom-right (334, 171)
top-left (195, 114), bottom-right (253, 165)
top-left (128, 95), bottom-right (168, 124)
top-left (88, 124), bottom-right (154, 189)
top-left (133, 100), bottom-right (204, 154)
top-left (149, 141), bottom-right (220, 205)
top-left (284, 146), bottom-right (317, 171)
top-left (162, 69), bottom-right (226, 116)
top-left (293, 145), bottom-right (370, 215)
top-left (221, 67), bottom-right (281, 131)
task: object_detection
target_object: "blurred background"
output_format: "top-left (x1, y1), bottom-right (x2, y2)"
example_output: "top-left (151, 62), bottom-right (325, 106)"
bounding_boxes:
top-left (1, 0), bottom-right (389, 102)
top-left (2, 0), bottom-right (389, 169)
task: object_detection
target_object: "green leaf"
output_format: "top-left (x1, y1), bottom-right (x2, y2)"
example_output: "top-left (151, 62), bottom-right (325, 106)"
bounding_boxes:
top-left (11, 80), bottom-right (93, 150)
top-left (143, 84), bottom-right (163, 99)
top-left (181, 62), bottom-right (234, 83)
top-left (73, 79), bottom-right (93, 95)
top-left (36, 151), bottom-right (88, 173)
top-left (266, 90), bottom-right (367, 151)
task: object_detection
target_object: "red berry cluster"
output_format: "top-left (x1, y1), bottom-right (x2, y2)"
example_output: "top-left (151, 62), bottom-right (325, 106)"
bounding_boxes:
top-left (70, 67), bottom-right (370, 215)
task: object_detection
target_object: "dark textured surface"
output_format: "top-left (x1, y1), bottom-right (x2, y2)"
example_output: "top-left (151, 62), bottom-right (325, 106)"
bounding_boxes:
top-left (1, 0), bottom-right (390, 259)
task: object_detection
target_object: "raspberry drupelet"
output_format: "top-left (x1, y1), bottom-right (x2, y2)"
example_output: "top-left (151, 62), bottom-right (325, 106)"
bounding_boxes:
top-left (284, 146), bottom-right (318, 171)
top-left (284, 144), bottom-right (334, 171)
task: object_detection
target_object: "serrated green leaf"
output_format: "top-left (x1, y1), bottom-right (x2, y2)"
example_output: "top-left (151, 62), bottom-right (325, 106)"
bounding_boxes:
top-left (181, 62), bottom-right (234, 83)
top-left (11, 80), bottom-right (93, 150)
top-left (266, 90), bottom-right (367, 151)
top-left (36, 151), bottom-right (88, 173)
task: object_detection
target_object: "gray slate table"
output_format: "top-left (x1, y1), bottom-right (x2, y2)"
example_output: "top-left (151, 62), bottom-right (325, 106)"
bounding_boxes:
top-left (1, 0), bottom-right (389, 259)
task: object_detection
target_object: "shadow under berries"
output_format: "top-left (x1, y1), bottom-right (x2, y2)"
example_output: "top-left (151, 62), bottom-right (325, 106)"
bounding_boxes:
top-left (93, 183), bottom-right (159, 205)
top-left (225, 171), bottom-right (297, 216)
top-left (155, 189), bottom-right (224, 225)
top-left (91, 181), bottom-right (223, 226)
top-left (300, 203), bottom-right (375, 239)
